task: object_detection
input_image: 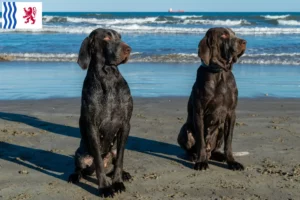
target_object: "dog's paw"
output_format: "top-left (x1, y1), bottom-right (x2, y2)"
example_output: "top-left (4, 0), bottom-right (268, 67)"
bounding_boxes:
top-left (194, 162), bottom-right (209, 171)
top-left (112, 182), bottom-right (126, 193)
top-left (68, 173), bottom-right (81, 183)
top-left (122, 171), bottom-right (132, 182)
top-left (228, 161), bottom-right (244, 171)
top-left (99, 186), bottom-right (115, 198)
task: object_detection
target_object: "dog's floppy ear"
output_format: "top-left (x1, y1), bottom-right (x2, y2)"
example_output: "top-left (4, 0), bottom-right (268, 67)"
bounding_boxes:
top-left (77, 36), bottom-right (110, 70)
top-left (77, 37), bottom-right (91, 70)
top-left (77, 33), bottom-right (112, 70)
top-left (198, 35), bottom-right (211, 66)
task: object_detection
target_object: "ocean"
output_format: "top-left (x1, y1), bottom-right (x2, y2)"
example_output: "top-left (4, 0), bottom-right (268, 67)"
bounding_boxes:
top-left (0, 12), bottom-right (300, 99)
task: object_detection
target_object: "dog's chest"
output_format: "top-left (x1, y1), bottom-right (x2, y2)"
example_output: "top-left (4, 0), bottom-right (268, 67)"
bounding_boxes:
top-left (203, 73), bottom-right (237, 125)
top-left (98, 93), bottom-right (132, 153)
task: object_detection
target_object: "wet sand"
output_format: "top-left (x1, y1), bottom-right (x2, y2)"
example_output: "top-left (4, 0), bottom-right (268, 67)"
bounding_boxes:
top-left (0, 97), bottom-right (299, 200)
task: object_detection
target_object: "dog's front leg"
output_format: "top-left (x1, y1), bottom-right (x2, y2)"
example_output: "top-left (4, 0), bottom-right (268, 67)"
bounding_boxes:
top-left (193, 100), bottom-right (209, 170)
top-left (112, 123), bottom-right (131, 193)
top-left (87, 125), bottom-right (114, 198)
top-left (224, 112), bottom-right (244, 171)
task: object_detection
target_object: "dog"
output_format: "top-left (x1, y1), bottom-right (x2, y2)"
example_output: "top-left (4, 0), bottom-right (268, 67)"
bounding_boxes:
top-left (177, 27), bottom-right (247, 171)
top-left (68, 28), bottom-right (133, 198)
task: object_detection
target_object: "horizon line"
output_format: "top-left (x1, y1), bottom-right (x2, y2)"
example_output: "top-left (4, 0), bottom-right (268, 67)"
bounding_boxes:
top-left (27, 11), bottom-right (300, 13)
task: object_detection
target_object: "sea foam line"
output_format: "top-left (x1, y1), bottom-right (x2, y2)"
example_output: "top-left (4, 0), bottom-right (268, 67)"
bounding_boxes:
top-left (1, 52), bottom-right (300, 65)
top-left (2, 25), bottom-right (300, 35)
top-left (278, 20), bottom-right (300, 26)
top-left (42, 16), bottom-right (249, 26)
top-left (262, 14), bottom-right (290, 19)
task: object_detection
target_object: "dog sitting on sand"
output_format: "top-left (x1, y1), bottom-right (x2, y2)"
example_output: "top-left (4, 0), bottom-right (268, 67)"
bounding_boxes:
top-left (177, 27), bottom-right (247, 171)
top-left (68, 28), bottom-right (133, 198)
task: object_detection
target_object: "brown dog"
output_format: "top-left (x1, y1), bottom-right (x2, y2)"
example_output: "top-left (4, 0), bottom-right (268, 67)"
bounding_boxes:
top-left (177, 27), bottom-right (247, 171)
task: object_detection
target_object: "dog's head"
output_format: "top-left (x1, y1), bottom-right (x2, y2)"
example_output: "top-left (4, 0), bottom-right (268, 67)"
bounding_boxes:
top-left (77, 28), bottom-right (131, 69)
top-left (198, 27), bottom-right (246, 70)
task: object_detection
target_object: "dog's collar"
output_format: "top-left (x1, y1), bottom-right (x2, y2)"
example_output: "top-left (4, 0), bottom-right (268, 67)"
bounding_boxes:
top-left (200, 62), bottom-right (223, 73)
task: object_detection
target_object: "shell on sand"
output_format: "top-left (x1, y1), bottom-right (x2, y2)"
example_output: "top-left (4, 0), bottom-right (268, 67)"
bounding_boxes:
top-left (233, 151), bottom-right (250, 156)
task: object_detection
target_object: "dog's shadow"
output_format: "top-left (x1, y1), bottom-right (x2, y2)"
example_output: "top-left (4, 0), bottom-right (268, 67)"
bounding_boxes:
top-left (0, 141), bottom-right (100, 195)
top-left (0, 112), bottom-right (227, 195)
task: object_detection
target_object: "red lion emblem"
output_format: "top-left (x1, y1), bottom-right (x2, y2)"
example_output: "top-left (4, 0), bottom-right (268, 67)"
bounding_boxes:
top-left (23, 7), bottom-right (37, 24)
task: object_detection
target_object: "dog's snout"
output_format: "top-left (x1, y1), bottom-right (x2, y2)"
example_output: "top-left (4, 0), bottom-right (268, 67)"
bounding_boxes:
top-left (122, 43), bottom-right (131, 54)
top-left (125, 46), bottom-right (131, 53)
top-left (239, 39), bottom-right (247, 45)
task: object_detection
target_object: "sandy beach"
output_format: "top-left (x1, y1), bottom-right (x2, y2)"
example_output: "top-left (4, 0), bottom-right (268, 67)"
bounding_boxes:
top-left (1, 7), bottom-right (300, 200)
top-left (0, 97), bottom-right (299, 200)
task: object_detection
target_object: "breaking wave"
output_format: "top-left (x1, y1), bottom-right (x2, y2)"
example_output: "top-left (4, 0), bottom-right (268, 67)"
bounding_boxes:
top-left (171, 15), bottom-right (202, 19)
top-left (0, 53), bottom-right (78, 62)
top-left (184, 19), bottom-right (250, 26)
top-left (1, 52), bottom-right (300, 65)
top-left (43, 16), bottom-right (159, 25)
top-left (277, 20), bottom-right (300, 26)
top-left (262, 15), bottom-right (290, 19)
top-left (42, 16), bottom-right (249, 26)
top-left (3, 25), bottom-right (300, 35)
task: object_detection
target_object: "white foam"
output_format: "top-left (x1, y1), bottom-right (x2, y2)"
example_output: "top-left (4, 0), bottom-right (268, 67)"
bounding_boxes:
top-left (73, 17), bottom-right (158, 25)
top-left (244, 52), bottom-right (300, 57)
top-left (2, 25), bottom-right (300, 35)
top-left (112, 25), bottom-right (300, 35)
top-left (131, 53), bottom-right (199, 63)
top-left (43, 16), bottom-right (160, 25)
top-left (240, 53), bottom-right (300, 65)
top-left (172, 15), bottom-right (202, 19)
top-left (43, 16), bottom-right (54, 22)
top-left (278, 20), bottom-right (300, 26)
top-left (2, 52), bottom-right (300, 65)
top-left (0, 52), bottom-right (142, 62)
top-left (239, 59), bottom-right (300, 65)
top-left (42, 16), bottom-right (251, 26)
top-left (184, 19), bottom-right (250, 26)
top-left (3, 52), bottom-right (300, 66)
top-left (0, 53), bottom-right (78, 62)
top-left (233, 27), bottom-right (300, 35)
top-left (262, 14), bottom-right (290, 19)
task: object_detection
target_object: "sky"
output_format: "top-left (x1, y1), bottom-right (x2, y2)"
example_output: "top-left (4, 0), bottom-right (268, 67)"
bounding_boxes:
top-left (1, 0), bottom-right (300, 12)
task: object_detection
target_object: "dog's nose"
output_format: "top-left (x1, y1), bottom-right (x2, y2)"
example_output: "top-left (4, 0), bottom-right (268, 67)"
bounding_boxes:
top-left (125, 46), bottom-right (131, 53)
top-left (240, 39), bottom-right (247, 45)
top-left (122, 43), bottom-right (131, 54)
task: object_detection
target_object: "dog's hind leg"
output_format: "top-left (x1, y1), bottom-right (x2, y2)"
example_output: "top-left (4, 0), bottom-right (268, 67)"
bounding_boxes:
top-left (177, 123), bottom-right (197, 161)
top-left (68, 139), bottom-right (94, 183)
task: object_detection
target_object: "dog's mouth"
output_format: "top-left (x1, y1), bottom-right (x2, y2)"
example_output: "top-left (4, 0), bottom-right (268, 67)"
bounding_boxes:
top-left (228, 49), bottom-right (245, 65)
top-left (237, 49), bottom-right (245, 58)
top-left (105, 55), bottom-right (130, 66)
top-left (120, 56), bottom-right (130, 64)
